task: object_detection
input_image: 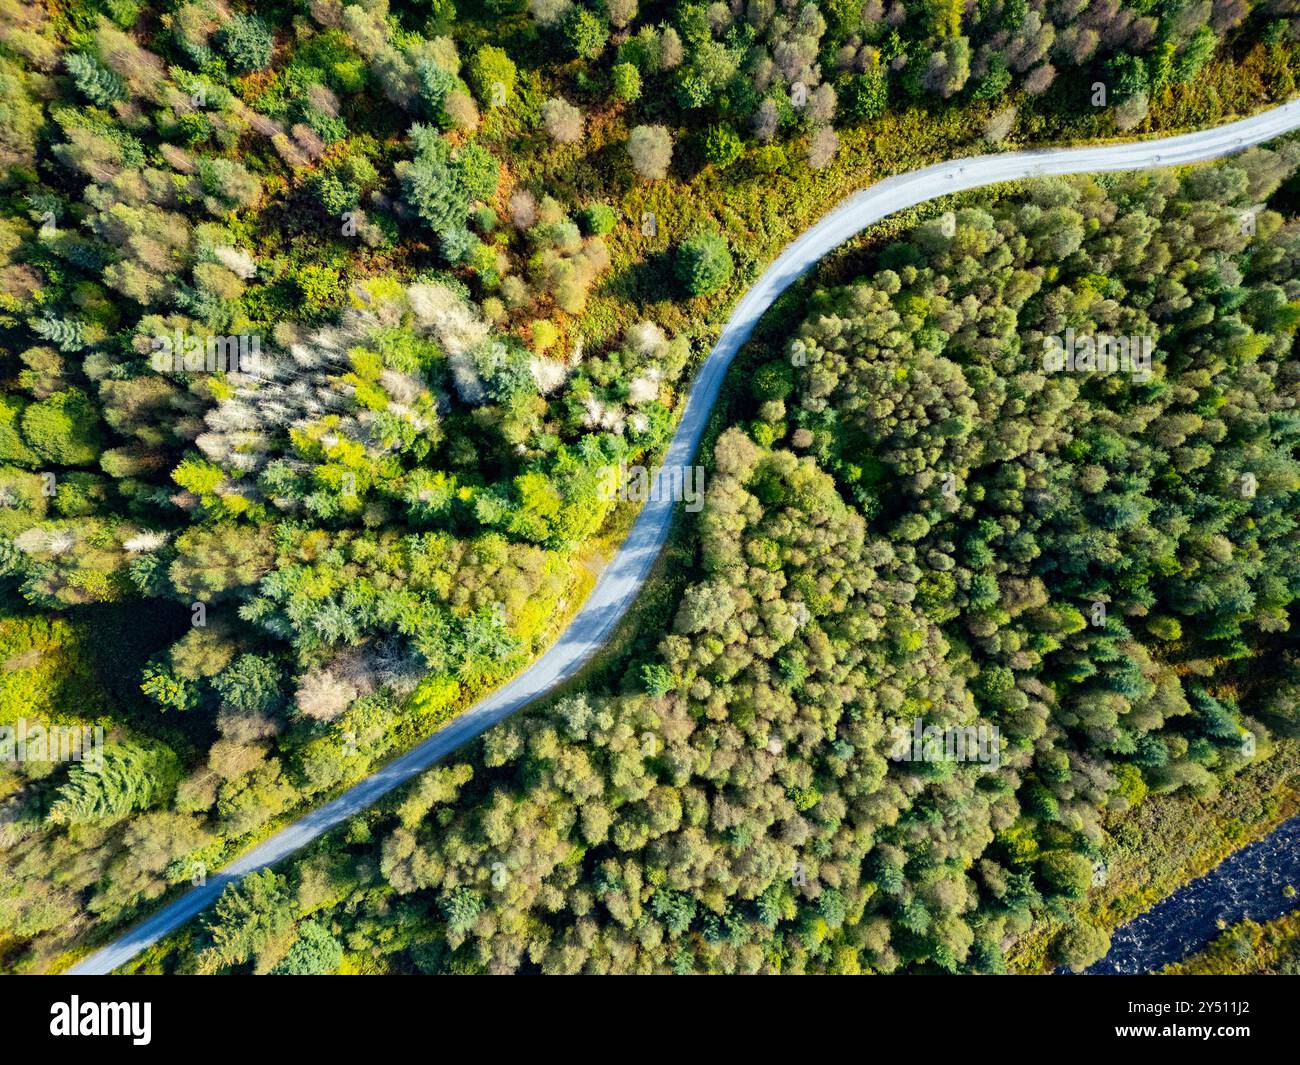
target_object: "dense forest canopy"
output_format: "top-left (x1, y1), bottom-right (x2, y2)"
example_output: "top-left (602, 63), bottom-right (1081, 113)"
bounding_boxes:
top-left (0, 0), bottom-right (1297, 974)
top-left (161, 149), bottom-right (1300, 975)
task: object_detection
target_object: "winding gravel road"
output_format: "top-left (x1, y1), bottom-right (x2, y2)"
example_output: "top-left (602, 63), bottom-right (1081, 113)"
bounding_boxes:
top-left (67, 99), bottom-right (1300, 976)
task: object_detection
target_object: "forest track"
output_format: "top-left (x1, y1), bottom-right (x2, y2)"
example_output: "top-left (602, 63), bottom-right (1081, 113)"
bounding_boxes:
top-left (66, 98), bottom-right (1300, 976)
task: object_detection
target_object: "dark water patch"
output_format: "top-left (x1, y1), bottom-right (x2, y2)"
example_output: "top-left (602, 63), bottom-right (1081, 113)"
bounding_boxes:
top-left (1086, 814), bottom-right (1300, 974)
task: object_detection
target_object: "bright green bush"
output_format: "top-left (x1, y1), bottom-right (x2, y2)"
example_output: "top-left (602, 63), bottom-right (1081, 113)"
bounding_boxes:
top-left (704, 123), bottom-right (743, 169)
top-left (578, 202), bottom-right (616, 235)
top-left (611, 62), bottom-right (641, 103)
top-left (454, 142), bottom-right (501, 202)
top-left (468, 45), bottom-right (517, 105)
top-left (562, 7), bottom-right (608, 60)
top-left (674, 231), bottom-right (733, 296)
top-left (21, 389), bottom-right (102, 466)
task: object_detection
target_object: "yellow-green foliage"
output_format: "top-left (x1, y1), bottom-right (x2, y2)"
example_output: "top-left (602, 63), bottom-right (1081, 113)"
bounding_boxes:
top-left (0, 466), bottom-right (48, 534)
top-left (0, 614), bottom-right (111, 730)
top-left (1165, 910), bottom-right (1300, 975)
top-left (407, 674), bottom-right (462, 728)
